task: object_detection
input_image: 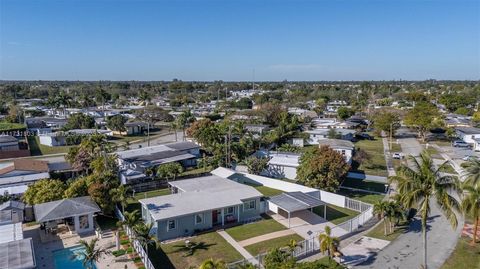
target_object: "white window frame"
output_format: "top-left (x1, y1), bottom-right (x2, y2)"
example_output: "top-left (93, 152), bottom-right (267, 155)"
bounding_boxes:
top-left (226, 207), bottom-right (235, 215)
top-left (167, 219), bottom-right (176, 231)
top-left (195, 213), bottom-right (204, 225)
top-left (244, 200), bottom-right (256, 210)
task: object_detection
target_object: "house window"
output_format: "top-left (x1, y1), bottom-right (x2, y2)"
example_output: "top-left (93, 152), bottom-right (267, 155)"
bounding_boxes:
top-left (226, 207), bottom-right (235, 214)
top-left (341, 150), bottom-right (346, 155)
top-left (167, 220), bottom-right (176, 231)
top-left (244, 200), bottom-right (256, 210)
top-left (195, 213), bottom-right (204, 225)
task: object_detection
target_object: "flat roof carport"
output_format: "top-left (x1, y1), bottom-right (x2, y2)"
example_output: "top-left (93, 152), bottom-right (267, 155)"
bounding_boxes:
top-left (268, 192), bottom-right (326, 227)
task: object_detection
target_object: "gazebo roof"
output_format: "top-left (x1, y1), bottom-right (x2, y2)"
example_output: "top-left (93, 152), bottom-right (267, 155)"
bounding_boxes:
top-left (34, 196), bottom-right (100, 223)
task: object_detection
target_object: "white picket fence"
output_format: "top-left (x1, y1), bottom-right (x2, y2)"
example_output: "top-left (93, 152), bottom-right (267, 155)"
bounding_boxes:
top-left (115, 206), bottom-right (156, 269)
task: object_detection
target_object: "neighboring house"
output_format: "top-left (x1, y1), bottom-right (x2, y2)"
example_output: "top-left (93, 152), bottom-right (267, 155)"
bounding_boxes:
top-left (318, 139), bottom-right (354, 164)
top-left (445, 114), bottom-right (472, 128)
top-left (287, 108), bottom-right (318, 119)
top-left (257, 151), bottom-right (300, 180)
top-left (312, 118), bottom-right (359, 129)
top-left (0, 200), bottom-right (25, 223)
top-left (39, 129), bottom-right (113, 147)
top-left (140, 174), bottom-right (263, 241)
top-left (0, 136), bottom-right (19, 151)
top-left (288, 137), bottom-right (304, 147)
top-left (306, 128), bottom-right (356, 144)
top-left (124, 122), bottom-right (148, 136)
top-left (0, 222), bottom-right (36, 269)
top-left (25, 117), bottom-right (68, 131)
top-left (455, 127), bottom-right (480, 144)
top-left (245, 124), bottom-right (270, 135)
top-left (118, 141), bottom-right (200, 184)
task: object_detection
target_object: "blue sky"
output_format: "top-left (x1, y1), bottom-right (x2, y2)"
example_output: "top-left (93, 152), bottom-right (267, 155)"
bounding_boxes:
top-left (1, 0), bottom-right (478, 81)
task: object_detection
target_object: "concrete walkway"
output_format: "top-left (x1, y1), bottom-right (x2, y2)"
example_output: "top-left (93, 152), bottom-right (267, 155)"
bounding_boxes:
top-left (381, 133), bottom-right (397, 177)
top-left (217, 230), bottom-right (258, 265)
top-left (238, 229), bottom-right (296, 247)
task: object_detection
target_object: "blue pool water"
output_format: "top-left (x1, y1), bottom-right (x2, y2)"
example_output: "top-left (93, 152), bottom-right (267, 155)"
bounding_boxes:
top-left (53, 245), bottom-right (97, 269)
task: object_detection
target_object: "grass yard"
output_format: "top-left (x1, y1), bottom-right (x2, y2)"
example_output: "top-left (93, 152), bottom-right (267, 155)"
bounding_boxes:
top-left (313, 204), bottom-right (360, 225)
top-left (28, 136), bottom-right (73, 155)
top-left (341, 178), bottom-right (388, 193)
top-left (337, 189), bottom-right (385, 204)
top-left (439, 163), bottom-right (457, 174)
top-left (426, 146), bottom-right (440, 156)
top-left (226, 216), bottom-right (287, 241)
top-left (125, 188), bottom-right (171, 212)
top-left (181, 166), bottom-right (213, 177)
top-left (366, 220), bottom-right (408, 241)
top-left (244, 234), bottom-right (304, 256)
top-left (440, 237), bottom-right (480, 269)
top-left (0, 122), bottom-right (25, 131)
top-left (353, 137), bottom-right (388, 177)
top-left (387, 140), bottom-right (402, 152)
top-left (153, 231), bottom-right (243, 269)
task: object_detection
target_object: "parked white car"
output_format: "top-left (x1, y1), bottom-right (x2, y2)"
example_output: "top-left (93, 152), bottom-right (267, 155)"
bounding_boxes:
top-left (462, 155), bottom-right (478, 161)
top-left (392, 152), bottom-right (403, 159)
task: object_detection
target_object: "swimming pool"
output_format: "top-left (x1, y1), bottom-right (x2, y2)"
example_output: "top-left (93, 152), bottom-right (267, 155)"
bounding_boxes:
top-left (53, 245), bottom-right (97, 269)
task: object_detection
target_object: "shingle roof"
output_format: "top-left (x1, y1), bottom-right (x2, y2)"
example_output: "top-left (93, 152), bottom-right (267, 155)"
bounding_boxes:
top-left (268, 192), bottom-right (325, 213)
top-left (456, 127), bottom-right (480, 134)
top-left (0, 238), bottom-right (35, 269)
top-left (318, 139), bottom-right (354, 150)
top-left (0, 136), bottom-right (17, 143)
top-left (0, 200), bottom-right (25, 211)
top-left (34, 196), bottom-right (100, 223)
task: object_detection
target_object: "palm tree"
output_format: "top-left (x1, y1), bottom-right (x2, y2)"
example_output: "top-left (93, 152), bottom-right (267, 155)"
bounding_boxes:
top-left (462, 158), bottom-right (480, 186)
top-left (198, 258), bottom-right (227, 269)
top-left (319, 226), bottom-right (340, 262)
top-left (110, 185), bottom-right (130, 213)
top-left (170, 121), bottom-right (179, 141)
top-left (373, 200), bottom-right (390, 236)
top-left (461, 182), bottom-right (480, 245)
top-left (157, 162), bottom-right (184, 182)
top-left (118, 210), bottom-right (141, 234)
top-left (133, 223), bottom-right (157, 257)
top-left (389, 151), bottom-right (460, 269)
top-left (76, 238), bottom-right (110, 269)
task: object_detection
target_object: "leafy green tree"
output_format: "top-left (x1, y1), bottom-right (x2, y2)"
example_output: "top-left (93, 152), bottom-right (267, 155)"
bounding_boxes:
top-left (198, 258), bottom-right (227, 269)
top-left (106, 114), bottom-right (127, 132)
top-left (461, 183), bottom-right (480, 245)
top-left (319, 226), bottom-right (340, 263)
top-left (23, 179), bottom-right (66, 205)
top-left (244, 156), bottom-right (270, 175)
top-left (63, 177), bottom-right (88, 198)
top-left (263, 247), bottom-right (296, 269)
top-left (63, 113), bottom-right (95, 130)
top-left (389, 152), bottom-right (460, 269)
top-left (110, 184), bottom-right (130, 213)
top-left (404, 102), bottom-right (442, 140)
top-left (336, 107), bottom-right (355, 120)
top-left (157, 162), bottom-right (184, 181)
top-left (373, 110), bottom-right (401, 133)
top-left (297, 146), bottom-right (350, 192)
top-left (76, 238), bottom-right (110, 269)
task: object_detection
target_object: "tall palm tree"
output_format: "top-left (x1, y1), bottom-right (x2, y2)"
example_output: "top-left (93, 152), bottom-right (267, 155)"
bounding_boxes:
top-left (389, 151), bottom-right (460, 269)
top-left (118, 209), bottom-right (141, 233)
top-left (170, 121), bottom-right (179, 141)
top-left (462, 158), bottom-right (480, 186)
top-left (373, 200), bottom-right (390, 236)
top-left (198, 258), bottom-right (227, 269)
top-left (461, 182), bottom-right (480, 245)
top-left (76, 238), bottom-right (110, 269)
top-left (133, 223), bottom-right (157, 257)
top-left (110, 184), bottom-right (130, 213)
top-left (319, 226), bottom-right (340, 262)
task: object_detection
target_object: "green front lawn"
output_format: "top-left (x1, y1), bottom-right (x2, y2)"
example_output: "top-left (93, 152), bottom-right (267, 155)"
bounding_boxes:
top-left (226, 216), bottom-right (287, 241)
top-left (366, 220), bottom-right (408, 241)
top-left (440, 237), bottom-right (480, 269)
top-left (244, 234), bottom-right (304, 256)
top-left (125, 188), bottom-right (171, 212)
top-left (0, 122), bottom-right (25, 131)
top-left (181, 166), bottom-right (213, 177)
top-left (28, 136), bottom-right (73, 155)
top-left (336, 189), bottom-right (385, 204)
top-left (313, 204), bottom-right (360, 225)
top-left (153, 231), bottom-right (243, 269)
top-left (353, 137), bottom-right (388, 177)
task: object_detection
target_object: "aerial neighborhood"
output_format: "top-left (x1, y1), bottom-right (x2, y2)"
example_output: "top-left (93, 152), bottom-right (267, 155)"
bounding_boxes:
top-left (0, 79), bottom-right (478, 269)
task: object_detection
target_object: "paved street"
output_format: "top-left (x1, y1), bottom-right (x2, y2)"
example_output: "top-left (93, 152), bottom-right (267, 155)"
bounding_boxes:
top-left (355, 128), bottom-right (462, 269)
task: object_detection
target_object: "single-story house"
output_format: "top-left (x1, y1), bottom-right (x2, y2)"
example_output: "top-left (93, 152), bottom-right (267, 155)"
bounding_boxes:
top-left (125, 122), bottom-right (148, 136)
top-left (25, 117), bottom-right (68, 131)
top-left (118, 141), bottom-right (201, 184)
top-left (34, 196), bottom-right (101, 234)
top-left (0, 201), bottom-right (25, 224)
top-left (39, 129), bottom-right (113, 147)
top-left (318, 139), bottom-right (355, 164)
top-left (445, 114), bottom-right (471, 128)
top-left (139, 175), bottom-right (263, 241)
top-left (0, 159), bottom-right (51, 196)
top-left (0, 136), bottom-right (19, 151)
top-left (455, 127), bottom-right (480, 144)
top-left (306, 128), bottom-right (356, 144)
top-left (260, 152), bottom-right (300, 180)
top-left (245, 124), bottom-right (270, 135)
top-left (0, 222), bottom-right (36, 269)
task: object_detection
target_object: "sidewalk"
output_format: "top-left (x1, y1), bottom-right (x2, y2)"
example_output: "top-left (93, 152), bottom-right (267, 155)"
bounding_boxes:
top-left (217, 230), bottom-right (259, 265)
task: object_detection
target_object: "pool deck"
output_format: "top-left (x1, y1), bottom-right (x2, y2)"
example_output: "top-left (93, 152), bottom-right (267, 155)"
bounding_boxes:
top-left (24, 224), bottom-right (136, 269)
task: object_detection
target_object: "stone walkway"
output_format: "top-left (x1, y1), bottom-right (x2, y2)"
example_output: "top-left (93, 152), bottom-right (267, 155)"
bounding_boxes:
top-left (216, 230), bottom-right (259, 265)
top-left (238, 229), bottom-right (296, 247)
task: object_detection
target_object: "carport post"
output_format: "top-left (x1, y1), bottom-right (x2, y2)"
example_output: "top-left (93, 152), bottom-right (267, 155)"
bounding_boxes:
top-left (288, 211), bottom-right (290, 228)
top-left (324, 204), bottom-right (327, 219)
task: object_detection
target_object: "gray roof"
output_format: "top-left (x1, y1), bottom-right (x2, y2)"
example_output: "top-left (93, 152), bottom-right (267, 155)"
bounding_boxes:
top-left (269, 192), bottom-right (325, 213)
top-left (307, 128), bottom-right (357, 135)
top-left (0, 238), bottom-right (35, 269)
top-left (0, 201), bottom-right (25, 211)
top-left (34, 196), bottom-right (100, 223)
top-left (164, 141), bottom-right (199, 151)
top-left (456, 127), bottom-right (480, 135)
top-left (140, 175), bottom-right (262, 221)
top-left (0, 136), bottom-right (18, 143)
top-left (318, 139), bottom-right (354, 150)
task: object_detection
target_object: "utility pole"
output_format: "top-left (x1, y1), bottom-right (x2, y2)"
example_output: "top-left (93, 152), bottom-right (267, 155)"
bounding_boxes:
top-left (390, 123), bottom-right (393, 151)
